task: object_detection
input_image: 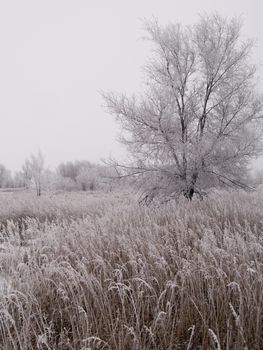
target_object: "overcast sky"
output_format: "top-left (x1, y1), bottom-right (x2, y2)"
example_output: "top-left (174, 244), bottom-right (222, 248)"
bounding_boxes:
top-left (0, 0), bottom-right (262, 172)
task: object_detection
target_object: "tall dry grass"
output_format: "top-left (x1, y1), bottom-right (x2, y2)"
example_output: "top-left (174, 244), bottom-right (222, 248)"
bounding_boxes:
top-left (0, 189), bottom-right (262, 349)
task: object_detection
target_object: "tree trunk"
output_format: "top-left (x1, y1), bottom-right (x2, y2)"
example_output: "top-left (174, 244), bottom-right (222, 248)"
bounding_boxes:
top-left (183, 171), bottom-right (198, 200)
top-left (37, 186), bottom-right (41, 196)
top-left (183, 187), bottom-right (195, 200)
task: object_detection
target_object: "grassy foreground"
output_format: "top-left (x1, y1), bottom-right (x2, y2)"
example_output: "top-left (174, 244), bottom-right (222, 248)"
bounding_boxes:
top-left (0, 190), bottom-right (262, 349)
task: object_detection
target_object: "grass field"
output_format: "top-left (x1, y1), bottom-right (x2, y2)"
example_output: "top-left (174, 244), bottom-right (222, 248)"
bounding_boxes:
top-left (0, 189), bottom-right (262, 349)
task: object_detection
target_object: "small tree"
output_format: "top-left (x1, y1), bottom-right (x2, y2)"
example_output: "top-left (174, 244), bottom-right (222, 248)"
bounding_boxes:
top-left (0, 164), bottom-right (13, 188)
top-left (13, 171), bottom-right (26, 188)
top-left (103, 14), bottom-right (263, 201)
top-left (23, 151), bottom-right (45, 196)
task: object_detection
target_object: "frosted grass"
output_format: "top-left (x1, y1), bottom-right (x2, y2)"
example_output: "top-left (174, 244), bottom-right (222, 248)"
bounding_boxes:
top-left (0, 189), bottom-right (262, 349)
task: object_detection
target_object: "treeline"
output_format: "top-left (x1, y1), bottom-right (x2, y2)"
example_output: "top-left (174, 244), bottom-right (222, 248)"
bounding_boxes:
top-left (1, 151), bottom-right (262, 196)
top-left (0, 152), bottom-right (119, 194)
top-left (55, 160), bottom-right (117, 191)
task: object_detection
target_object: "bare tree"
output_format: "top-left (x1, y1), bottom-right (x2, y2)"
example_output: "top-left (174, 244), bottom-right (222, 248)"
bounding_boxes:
top-left (103, 14), bottom-right (263, 201)
top-left (23, 151), bottom-right (45, 196)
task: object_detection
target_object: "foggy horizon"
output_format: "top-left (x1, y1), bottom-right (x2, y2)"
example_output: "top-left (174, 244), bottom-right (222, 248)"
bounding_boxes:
top-left (1, 0), bottom-right (263, 172)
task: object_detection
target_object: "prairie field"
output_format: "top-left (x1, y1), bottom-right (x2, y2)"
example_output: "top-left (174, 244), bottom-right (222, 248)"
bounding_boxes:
top-left (0, 189), bottom-right (262, 350)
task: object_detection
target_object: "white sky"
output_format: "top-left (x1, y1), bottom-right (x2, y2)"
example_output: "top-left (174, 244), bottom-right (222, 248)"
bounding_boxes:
top-left (0, 0), bottom-right (262, 172)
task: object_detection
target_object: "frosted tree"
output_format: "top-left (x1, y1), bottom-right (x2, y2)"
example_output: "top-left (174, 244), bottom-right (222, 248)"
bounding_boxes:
top-left (23, 151), bottom-right (45, 196)
top-left (0, 164), bottom-right (13, 188)
top-left (103, 14), bottom-right (263, 201)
